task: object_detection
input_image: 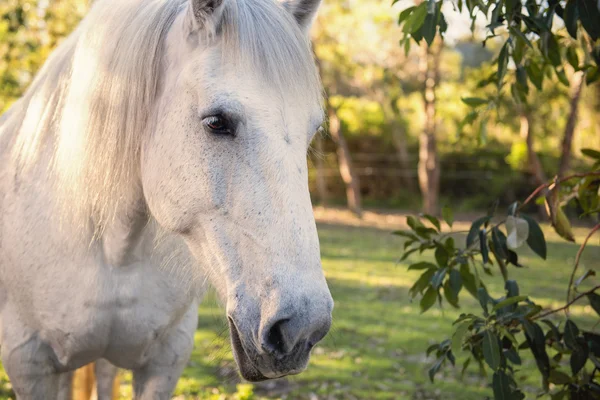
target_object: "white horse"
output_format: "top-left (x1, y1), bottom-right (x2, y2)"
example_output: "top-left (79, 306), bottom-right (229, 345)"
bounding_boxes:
top-left (0, 0), bottom-right (333, 397)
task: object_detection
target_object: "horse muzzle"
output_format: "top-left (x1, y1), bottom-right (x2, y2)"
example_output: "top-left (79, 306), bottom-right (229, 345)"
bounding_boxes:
top-left (227, 305), bottom-right (331, 381)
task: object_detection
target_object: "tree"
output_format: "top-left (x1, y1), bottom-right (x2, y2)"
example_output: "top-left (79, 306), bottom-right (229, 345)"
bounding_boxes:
top-left (313, 0), bottom-right (419, 215)
top-left (395, 0), bottom-right (600, 398)
top-left (418, 37), bottom-right (442, 215)
top-left (558, 70), bottom-right (586, 179)
top-left (325, 95), bottom-right (363, 216)
top-left (0, 0), bottom-right (88, 112)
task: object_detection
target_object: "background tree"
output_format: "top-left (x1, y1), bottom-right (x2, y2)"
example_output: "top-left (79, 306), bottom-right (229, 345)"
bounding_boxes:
top-left (395, 0), bottom-right (600, 398)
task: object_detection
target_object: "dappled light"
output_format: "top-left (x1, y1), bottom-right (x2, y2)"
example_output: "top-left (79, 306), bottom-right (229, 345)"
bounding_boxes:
top-left (1, 0), bottom-right (600, 399)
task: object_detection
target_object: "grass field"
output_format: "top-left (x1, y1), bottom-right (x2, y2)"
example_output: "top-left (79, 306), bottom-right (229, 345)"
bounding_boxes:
top-left (0, 209), bottom-right (598, 399)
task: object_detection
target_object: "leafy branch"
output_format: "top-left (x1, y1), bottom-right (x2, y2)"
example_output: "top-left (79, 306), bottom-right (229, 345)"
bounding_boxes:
top-left (394, 150), bottom-right (600, 399)
top-left (535, 284), bottom-right (600, 321)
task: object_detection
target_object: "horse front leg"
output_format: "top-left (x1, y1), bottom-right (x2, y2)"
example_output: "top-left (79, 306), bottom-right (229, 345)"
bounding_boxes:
top-left (0, 311), bottom-right (61, 399)
top-left (132, 303), bottom-right (198, 400)
top-left (95, 358), bottom-right (119, 400)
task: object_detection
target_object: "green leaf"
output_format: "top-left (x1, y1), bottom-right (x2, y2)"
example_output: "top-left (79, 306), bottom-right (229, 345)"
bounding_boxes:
top-left (402, 2), bottom-right (428, 34)
top-left (516, 66), bottom-right (528, 90)
top-left (415, 226), bottom-right (438, 238)
top-left (430, 267), bottom-right (447, 289)
top-left (504, 347), bottom-right (522, 365)
top-left (408, 261), bottom-right (438, 271)
top-left (399, 247), bottom-right (419, 262)
top-left (582, 148), bottom-right (600, 160)
top-left (398, 6), bottom-right (416, 24)
top-left (545, 194), bottom-right (575, 242)
top-left (587, 292), bottom-right (600, 317)
top-left (521, 214), bottom-right (547, 259)
top-left (479, 233), bottom-right (490, 264)
top-left (492, 370), bottom-right (512, 400)
top-left (478, 287), bottom-right (490, 316)
top-left (523, 321), bottom-right (551, 378)
top-left (566, 46), bottom-right (580, 70)
top-left (506, 249), bottom-right (522, 267)
top-left (492, 296), bottom-right (528, 312)
top-left (541, 33), bottom-right (561, 67)
top-left (505, 280), bottom-right (519, 297)
top-left (460, 264), bottom-right (478, 298)
top-left (491, 227), bottom-right (508, 260)
top-left (497, 42), bottom-right (509, 88)
top-left (409, 268), bottom-right (436, 297)
top-left (584, 331), bottom-right (600, 358)
top-left (570, 345), bottom-right (589, 375)
top-left (434, 246), bottom-right (448, 267)
top-left (555, 67), bottom-right (570, 87)
top-left (422, 12), bottom-right (437, 46)
top-left (449, 269), bottom-right (462, 294)
top-left (443, 279), bottom-right (460, 308)
top-left (423, 214), bottom-right (441, 231)
top-left (513, 35), bottom-right (526, 65)
top-left (426, 343), bottom-right (439, 356)
top-left (564, 319), bottom-right (580, 350)
top-left (541, 319), bottom-right (561, 343)
top-left (442, 205), bottom-right (454, 228)
top-left (461, 97), bottom-right (488, 107)
top-left (549, 369), bottom-right (572, 385)
top-left (564, 0), bottom-right (579, 39)
top-left (466, 216), bottom-right (491, 248)
top-left (438, 12), bottom-right (448, 34)
top-left (406, 215), bottom-right (423, 231)
top-left (428, 356), bottom-right (444, 382)
top-left (586, 66), bottom-right (600, 85)
top-left (483, 330), bottom-right (502, 371)
top-left (392, 230), bottom-right (420, 240)
top-left (451, 321), bottom-right (471, 355)
top-left (420, 286), bottom-right (438, 313)
top-left (526, 62), bottom-right (544, 90)
top-left (578, 0), bottom-right (600, 41)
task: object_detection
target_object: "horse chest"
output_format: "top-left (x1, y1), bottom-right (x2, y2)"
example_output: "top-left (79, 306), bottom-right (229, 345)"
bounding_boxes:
top-left (2, 246), bottom-right (196, 370)
top-left (62, 263), bottom-right (194, 367)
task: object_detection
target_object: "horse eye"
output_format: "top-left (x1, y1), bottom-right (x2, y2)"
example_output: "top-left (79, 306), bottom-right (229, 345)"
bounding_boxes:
top-left (202, 115), bottom-right (231, 135)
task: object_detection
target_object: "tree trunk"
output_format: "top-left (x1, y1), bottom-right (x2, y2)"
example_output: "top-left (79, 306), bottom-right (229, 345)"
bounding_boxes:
top-left (418, 40), bottom-right (441, 215)
top-left (519, 109), bottom-right (547, 186)
top-left (313, 133), bottom-right (329, 205)
top-left (326, 102), bottom-right (362, 217)
top-left (557, 71), bottom-right (585, 179)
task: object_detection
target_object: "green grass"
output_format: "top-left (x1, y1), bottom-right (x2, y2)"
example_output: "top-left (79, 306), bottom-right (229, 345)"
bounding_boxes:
top-left (171, 221), bottom-right (600, 400)
top-left (0, 220), bottom-right (598, 399)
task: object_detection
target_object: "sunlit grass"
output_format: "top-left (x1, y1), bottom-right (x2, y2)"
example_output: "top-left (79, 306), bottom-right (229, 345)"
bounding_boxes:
top-left (0, 217), bottom-right (597, 399)
top-left (168, 219), bottom-right (598, 399)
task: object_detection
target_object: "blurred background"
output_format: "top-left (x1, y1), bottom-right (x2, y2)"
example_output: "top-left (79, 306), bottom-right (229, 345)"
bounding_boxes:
top-left (1, 0), bottom-right (599, 399)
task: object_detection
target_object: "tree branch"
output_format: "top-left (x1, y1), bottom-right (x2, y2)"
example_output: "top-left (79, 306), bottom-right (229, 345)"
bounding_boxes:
top-left (520, 171), bottom-right (600, 210)
top-left (534, 284), bottom-right (600, 320)
top-left (566, 223), bottom-right (600, 310)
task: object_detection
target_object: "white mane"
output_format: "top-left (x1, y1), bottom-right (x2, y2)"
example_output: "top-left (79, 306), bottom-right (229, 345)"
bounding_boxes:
top-left (1, 0), bottom-right (321, 232)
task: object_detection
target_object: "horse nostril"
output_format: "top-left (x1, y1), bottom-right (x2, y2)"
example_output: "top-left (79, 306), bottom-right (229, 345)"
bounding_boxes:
top-left (262, 318), bottom-right (291, 356)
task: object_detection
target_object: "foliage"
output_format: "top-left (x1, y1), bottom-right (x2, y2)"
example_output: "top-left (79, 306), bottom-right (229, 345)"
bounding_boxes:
top-left (395, 150), bottom-right (600, 399)
top-left (396, 0), bottom-right (600, 135)
top-left (0, 0), bottom-right (87, 112)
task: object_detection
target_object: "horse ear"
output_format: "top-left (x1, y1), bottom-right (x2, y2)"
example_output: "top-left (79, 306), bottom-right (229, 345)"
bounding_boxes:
top-left (282, 0), bottom-right (322, 32)
top-left (187, 0), bottom-right (226, 33)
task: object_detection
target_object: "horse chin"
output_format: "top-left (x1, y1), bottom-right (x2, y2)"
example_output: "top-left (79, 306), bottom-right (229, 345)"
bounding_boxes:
top-left (228, 319), bottom-right (270, 382)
